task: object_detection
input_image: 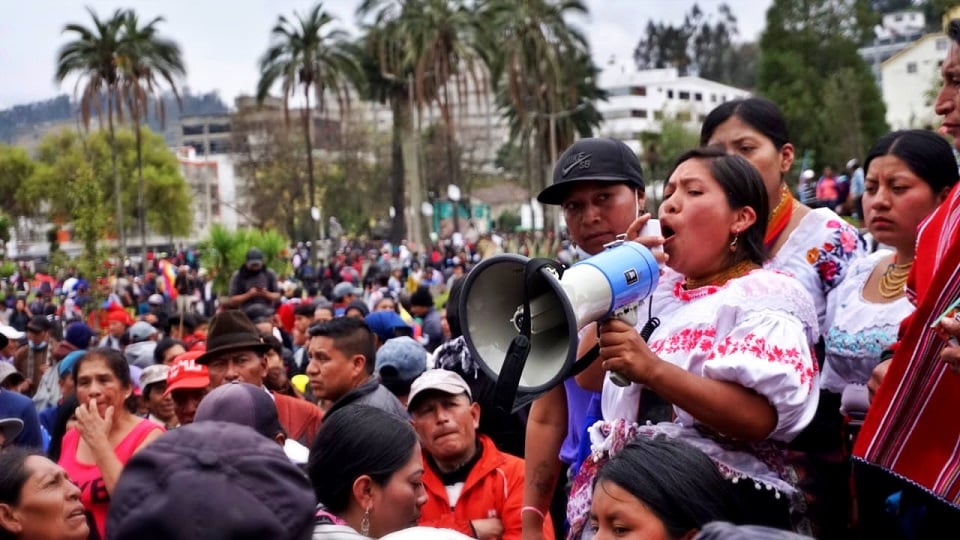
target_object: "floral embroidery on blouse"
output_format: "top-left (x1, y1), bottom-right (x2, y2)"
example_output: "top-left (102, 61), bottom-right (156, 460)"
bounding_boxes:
top-left (805, 219), bottom-right (863, 290)
top-left (650, 327), bottom-right (717, 355)
top-left (649, 327), bottom-right (817, 390)
top-left (710, 333), bottom-right (818, 390)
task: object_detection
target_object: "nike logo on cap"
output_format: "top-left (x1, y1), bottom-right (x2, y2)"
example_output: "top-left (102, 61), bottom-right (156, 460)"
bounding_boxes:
top-left (562, 152), bottom-right (592, 176)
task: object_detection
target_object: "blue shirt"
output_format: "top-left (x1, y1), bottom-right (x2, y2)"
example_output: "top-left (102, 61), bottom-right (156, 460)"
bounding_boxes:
top-left (0, 389), bottom-right (43, 449)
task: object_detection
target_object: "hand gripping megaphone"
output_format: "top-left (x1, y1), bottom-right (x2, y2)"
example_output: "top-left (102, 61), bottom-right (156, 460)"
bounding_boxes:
top-left (458, 238), bottom-right (659, 412)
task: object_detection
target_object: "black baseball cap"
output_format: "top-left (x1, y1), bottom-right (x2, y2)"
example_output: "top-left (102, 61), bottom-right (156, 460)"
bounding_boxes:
top-left (537, 137), bottom-right (645, 205)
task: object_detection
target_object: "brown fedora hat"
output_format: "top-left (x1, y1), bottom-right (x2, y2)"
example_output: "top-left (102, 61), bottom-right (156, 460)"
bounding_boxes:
top-left (196, 310), bottom-right (271, 365)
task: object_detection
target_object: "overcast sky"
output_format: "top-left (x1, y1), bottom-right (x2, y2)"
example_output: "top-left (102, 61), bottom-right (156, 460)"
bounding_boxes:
top-left (0, 0), bottom-right (771, 110)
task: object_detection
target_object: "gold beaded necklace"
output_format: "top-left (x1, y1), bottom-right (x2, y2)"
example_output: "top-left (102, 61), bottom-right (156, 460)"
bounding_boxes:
top-left (878, 258), bottom-right (913, 299)
top-left (684, 260), bottom-right (759, 290)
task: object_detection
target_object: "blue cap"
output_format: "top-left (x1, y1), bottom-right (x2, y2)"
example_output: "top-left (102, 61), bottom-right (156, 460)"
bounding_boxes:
top-left (375, 336), bottom-right (427, 383)
top-left (365, 311), bottom-right (411, 342)
top-left (58, 350), bottom-right (87, 378)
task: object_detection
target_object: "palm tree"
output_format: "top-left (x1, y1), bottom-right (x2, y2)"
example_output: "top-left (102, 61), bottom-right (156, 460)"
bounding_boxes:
top-left (256, 3), bottom-right (358, 272)
top-left (358, 0), bottom-right (482, 245)
top-left (117, 11), bottom-right (186, 271)
top-left (475, 0), bottom-right (604, 228)
top-left (55, 7), bottom-right (129, 256)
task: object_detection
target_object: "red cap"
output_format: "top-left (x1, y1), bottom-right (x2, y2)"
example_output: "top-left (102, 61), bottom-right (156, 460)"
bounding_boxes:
top-left (164, 352), bottom-right (210, 397)
top-left (107, 310), bottom-right (134, 326)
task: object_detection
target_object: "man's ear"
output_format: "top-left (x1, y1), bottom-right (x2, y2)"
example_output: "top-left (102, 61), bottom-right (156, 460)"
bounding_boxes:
top-left (0, 504), bottom-right (23, 535)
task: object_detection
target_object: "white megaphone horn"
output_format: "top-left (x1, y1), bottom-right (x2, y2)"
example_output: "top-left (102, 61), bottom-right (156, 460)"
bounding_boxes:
top-left (459, 238), bottom-right (659, 412)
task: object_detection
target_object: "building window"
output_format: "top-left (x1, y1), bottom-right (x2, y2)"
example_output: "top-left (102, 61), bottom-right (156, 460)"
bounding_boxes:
top-left (938, 39), bottom-right (949, 51)
top-left (630, 86), bottom-right (647, 96)
top-left (631, 109), bottom-right (648, 118)
top-left (711, 93), bottom-right (717, 103)
top-left (209, 140), bottom-right (231, 154)
top-left (182, 125), bottom-right (204, 136)
top-left (667, 90), bottom-right (674, 99)
top-left (678, 91), bottom-right (690, 100)
top-left (699, 114), bottom-right (707, 122)
top-left (676, 111), bottom-right (692, 122)
top-left (907, 62), bottom-right (918, 74)
top-left (694, 92), bottom-right (703, 102)
top-left (608, 86), bottom-right (631, 96)
top-left (208, 123), bottom-right (231, 134)
top-left (653, 111), bottom-right (663, 120)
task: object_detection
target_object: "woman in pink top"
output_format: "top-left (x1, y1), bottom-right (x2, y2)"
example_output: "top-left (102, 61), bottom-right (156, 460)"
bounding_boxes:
top-left (58, 348), bottom-right (164, 538)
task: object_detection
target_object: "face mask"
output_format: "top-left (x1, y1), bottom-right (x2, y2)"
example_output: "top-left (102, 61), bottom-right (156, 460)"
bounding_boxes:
top-left (30, 341), bottom-right (47, 350)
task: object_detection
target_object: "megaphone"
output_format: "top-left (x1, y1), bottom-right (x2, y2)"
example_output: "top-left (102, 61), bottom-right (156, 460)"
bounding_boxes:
top-left (459, 239), bottom-right (659, 412)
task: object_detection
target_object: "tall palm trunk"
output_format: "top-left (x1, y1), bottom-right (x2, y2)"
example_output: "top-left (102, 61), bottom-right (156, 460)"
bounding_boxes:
top-left (442, 83), bottom-right (459, 235)
top-left (135, 121), bottom-right (146, 272)
top-left (389, 97), bottom-right (406, 245)
top-left (397, 99), bottom-right (424, 248)
top-left (301, 85), bottom-right (318, 271)
top-left (107, 94), bottom-right (125, 258)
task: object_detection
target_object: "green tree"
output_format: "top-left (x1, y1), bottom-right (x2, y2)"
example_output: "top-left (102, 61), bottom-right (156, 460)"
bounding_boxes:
top-left (352, 19), bottom-right (419, 244)
top-left (55, 7), bottom-right (130, 254)
top-left (72, 162), bottom-right (108, 277)
top-left (28, 128), bottom-right (192, 240)
top-left (632, 3), bottom-right (755, 89)
top-left (117, 10), bottom-right (186, 264)
top-left (758, 0), bottom-right (887, 169)
top-left (475, 0), bottom-right (604, 228)
top-left (231, 105), bottom-right (308, 238)
top-left (0, 145), bottom-right (36, 220)
top-left (200, 225), bottom-right (291, 295)
top-left (257, 2), bottom-right (358, 271)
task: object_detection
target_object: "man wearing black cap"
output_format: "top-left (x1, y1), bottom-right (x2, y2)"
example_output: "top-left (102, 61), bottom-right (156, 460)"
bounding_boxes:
top-left (225, 247), bottom-right (281, 311)
top-left (13, 315), bottom-right (57, 396)
top-left (521, 137), bottom-right (651, 538)
top-left (197, 309), bottom-right (322, 446)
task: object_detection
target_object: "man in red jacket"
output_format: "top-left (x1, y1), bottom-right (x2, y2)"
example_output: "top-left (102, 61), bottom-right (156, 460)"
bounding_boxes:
top-left (408, 369), bottom-right (554, 540)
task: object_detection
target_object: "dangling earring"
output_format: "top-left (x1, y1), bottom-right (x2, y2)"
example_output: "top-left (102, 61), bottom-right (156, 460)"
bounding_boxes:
top-left (729, 232), bottom-right (739, 252)
top-left (360, 506), bottom-right (371, 537)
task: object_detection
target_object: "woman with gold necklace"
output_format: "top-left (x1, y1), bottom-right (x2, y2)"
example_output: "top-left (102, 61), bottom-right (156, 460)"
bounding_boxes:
top-left (822, 130), bottom-right (958, 404)
top-left (700, 97), bottom-right (866, 339)
top-left (564, 147), bottom-right (820, 536)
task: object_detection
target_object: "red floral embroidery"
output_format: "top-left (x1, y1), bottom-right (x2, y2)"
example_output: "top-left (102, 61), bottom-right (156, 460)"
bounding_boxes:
top-left (650, 327), bottom-right (717, 355)
top-left (707, 333), bottom-right (818, 390)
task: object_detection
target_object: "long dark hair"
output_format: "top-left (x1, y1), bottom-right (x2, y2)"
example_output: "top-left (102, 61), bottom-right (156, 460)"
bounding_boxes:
top-left (308, 405), bottom-right (418, 514)
top-left (700, 97), bottom-right (790, 151)
top-left (594, 436), bottom-right (745, 537)
top-left (73, 347), bottom-right (132, 389)
top-left (864, 129), bottom-right (959, 196)
top-left (667, 146), bottom-right (769, 266)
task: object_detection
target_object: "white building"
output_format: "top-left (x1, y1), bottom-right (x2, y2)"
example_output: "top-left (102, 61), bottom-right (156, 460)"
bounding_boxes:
top-left (859, 10), bottom-right (928, 84)
top-left (176, 147), bottom-right (245, 235)
top-left (880, 32), bottom-right (948, 130)
top-left (595, 65), bottom-right (751, 154)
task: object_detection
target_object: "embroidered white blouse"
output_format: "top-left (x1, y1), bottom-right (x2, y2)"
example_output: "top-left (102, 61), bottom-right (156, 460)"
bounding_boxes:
top-left (767, 208), bottom-right (866, 335)
top-left (601, 268), bottom-right (820, 443)
top-left (598, 268), bottom-right (820, 493)
top-left (821, 249), bottom-right (914, 394)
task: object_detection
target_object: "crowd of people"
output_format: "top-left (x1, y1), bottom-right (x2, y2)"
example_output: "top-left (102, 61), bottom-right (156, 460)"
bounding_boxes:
top-left (4, 18), bottom-right (960, 540)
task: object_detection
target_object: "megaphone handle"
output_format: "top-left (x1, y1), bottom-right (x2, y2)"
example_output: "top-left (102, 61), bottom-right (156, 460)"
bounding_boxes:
top-left (605, 305), bottom-right (639, 387)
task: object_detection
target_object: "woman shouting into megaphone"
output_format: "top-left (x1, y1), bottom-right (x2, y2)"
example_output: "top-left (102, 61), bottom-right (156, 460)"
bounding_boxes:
top-left (565, 147), bottom-right (820, 537)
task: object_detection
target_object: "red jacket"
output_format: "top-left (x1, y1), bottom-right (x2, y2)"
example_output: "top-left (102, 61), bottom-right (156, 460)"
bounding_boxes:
top-left (419, 435), bottom-right (554, 540)
top-left (273, 392), bottom-right (323, 446)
